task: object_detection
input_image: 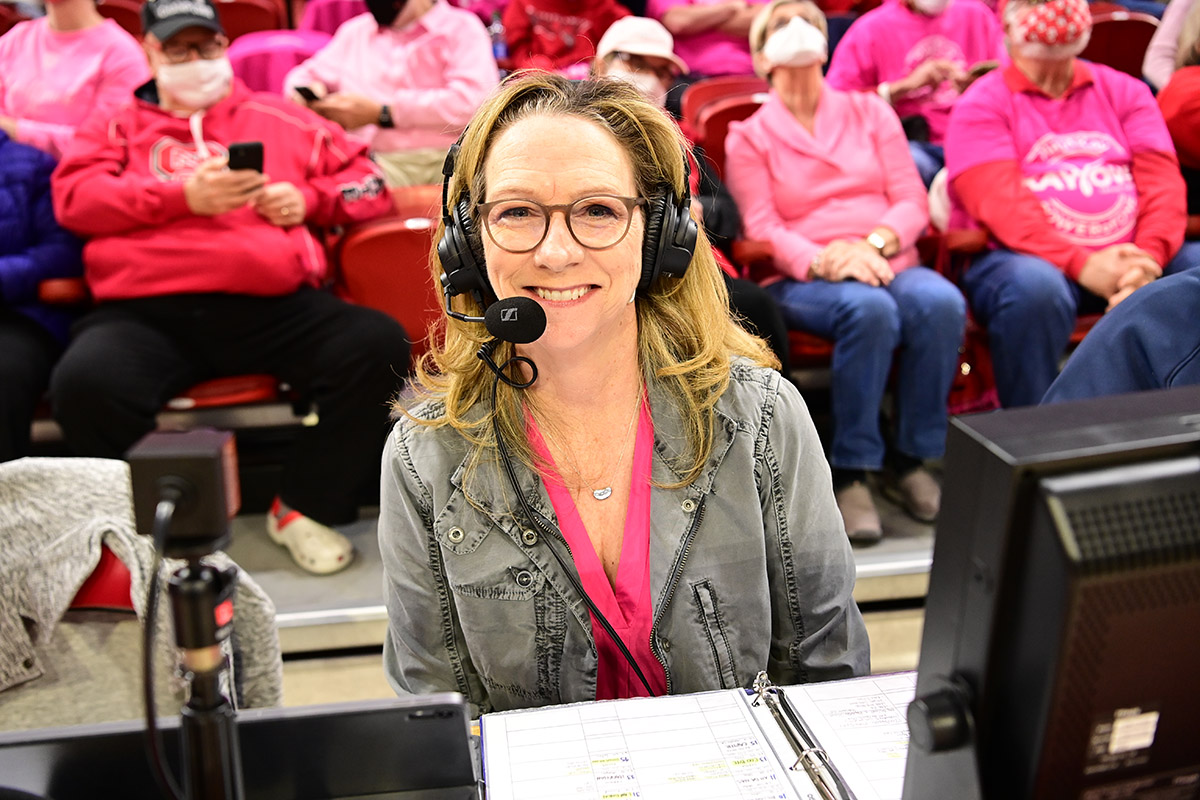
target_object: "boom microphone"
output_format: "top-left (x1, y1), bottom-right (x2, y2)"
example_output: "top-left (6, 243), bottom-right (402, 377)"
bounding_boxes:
top-left (484, 296), bottom-right (546, 344)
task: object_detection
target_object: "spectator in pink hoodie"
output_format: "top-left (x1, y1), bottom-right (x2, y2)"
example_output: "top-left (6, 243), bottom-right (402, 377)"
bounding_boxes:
top-left (726, 0), bottom-right (965, 544)
top-left (0, 0), bottom-right (149, 159)
top-left (945, 0), bottom-right (1198, 408)
top-left (825, 0), bottom-right (1003, 186)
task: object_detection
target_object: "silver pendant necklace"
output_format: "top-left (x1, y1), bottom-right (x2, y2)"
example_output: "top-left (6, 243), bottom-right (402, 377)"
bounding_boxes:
top-left (564, 388), bottom-right (643, 501)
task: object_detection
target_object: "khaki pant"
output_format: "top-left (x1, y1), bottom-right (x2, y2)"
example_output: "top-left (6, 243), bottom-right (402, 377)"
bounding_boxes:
top-left (374, 147), bottom-right (449, 188)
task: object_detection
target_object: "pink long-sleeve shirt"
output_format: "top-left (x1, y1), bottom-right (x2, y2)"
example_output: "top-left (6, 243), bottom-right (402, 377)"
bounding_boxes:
top-left (0, 18), bottom-right (149, 160)
top-left (725, 88), bottom-right (930, 284)
top-left (284, 3), bottom-right (498, 153)
top-left (824, 0), bottom-right (1004, 145)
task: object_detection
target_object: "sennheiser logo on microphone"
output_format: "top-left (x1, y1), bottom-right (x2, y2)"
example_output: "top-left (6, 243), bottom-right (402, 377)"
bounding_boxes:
top-left (501, 308), bottom-right (518, 322)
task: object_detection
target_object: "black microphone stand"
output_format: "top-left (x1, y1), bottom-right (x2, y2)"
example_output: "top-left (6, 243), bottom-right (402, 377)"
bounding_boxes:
top-left (168, 559), bottom-right (244, 800)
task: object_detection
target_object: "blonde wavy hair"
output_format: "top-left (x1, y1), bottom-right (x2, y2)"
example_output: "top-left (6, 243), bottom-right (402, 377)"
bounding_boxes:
top-left (399, 72), bottom-right (777, 488)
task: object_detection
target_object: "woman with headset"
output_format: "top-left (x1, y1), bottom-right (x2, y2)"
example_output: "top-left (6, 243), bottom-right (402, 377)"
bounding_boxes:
top-left (378, 73), bottom-right (868, 716)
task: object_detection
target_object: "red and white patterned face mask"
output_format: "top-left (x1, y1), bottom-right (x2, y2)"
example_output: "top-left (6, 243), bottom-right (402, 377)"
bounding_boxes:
top-left (1005, 0), bottom-right (1093, 57)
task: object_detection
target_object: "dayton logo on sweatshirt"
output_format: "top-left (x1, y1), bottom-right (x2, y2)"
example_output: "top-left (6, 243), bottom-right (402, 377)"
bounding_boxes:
top-left (149, 137), bottom-right (229, 181)
top-left (1021, 131), bottom-right (1137, 247)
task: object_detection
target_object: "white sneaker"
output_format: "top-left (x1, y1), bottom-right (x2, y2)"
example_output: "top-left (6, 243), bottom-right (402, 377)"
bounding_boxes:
top-left (267, 497), bottom-right (355, 575)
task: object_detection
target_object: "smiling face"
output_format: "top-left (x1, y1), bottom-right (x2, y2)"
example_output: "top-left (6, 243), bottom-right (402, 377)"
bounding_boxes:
top-left (481, 113), bottom-right (645, 359)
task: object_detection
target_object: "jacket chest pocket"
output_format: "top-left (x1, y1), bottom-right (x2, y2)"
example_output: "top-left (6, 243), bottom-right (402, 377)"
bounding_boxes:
top-left (436, 523), bottom-right (567, 704)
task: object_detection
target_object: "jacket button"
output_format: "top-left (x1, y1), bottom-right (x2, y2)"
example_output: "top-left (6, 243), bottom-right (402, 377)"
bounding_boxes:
top-left (520, 529), bottom-right (538, 546)
top-left (681, 498), bottom-right (697, 513)
top-left (446, 527), bottom-right (465, 544)
top-left (22, 657), bottom-right (35, 669)
top-left (514, 569), bottom-right (534, 588)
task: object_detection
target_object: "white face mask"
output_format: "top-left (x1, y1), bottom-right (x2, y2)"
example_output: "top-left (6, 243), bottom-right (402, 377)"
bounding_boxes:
top-left (911, 0), bottom-right (952, 16)
top-left (608, 68), bottom-right (668, 108)
top-left (761, 16), bottom-right (827, 70)
top-left (157, 56), bottom-right (233, 110)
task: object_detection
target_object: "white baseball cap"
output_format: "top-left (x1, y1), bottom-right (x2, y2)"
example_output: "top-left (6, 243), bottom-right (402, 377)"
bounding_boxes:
top-left (596, 17), bottom-right (689, 75)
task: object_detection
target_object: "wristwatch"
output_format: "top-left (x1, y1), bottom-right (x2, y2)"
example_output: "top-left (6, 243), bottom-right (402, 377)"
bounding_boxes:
top-left (377, 104), bottom-right (395, 129)
top-left (866, 231), bottom-right (889, 256)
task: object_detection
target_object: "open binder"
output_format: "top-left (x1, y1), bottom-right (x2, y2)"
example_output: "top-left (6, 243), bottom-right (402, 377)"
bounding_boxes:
top-left (482, 671), bottom-right (914, 800)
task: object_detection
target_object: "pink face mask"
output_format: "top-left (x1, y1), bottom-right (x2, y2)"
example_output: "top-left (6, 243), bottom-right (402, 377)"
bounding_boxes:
top-left (1007, 0), bottom-right (1092, 58)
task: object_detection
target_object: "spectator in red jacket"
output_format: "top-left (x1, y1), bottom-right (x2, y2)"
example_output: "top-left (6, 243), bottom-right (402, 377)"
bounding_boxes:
top-left (49, 0), bottom-right (409, 575)
top-left (1158, 34), bottom-right (1200, 214)
top-left (945, 0), bottom-right (1200, 408)
top-left (503, 0), bottom-right (629, 78)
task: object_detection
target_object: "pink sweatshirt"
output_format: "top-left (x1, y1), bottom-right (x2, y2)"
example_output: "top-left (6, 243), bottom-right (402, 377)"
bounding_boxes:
top-left (725, 88), bottom-right (930, 283)
top-left (0, 18), bottom-right (149, 160)
top-left (946, 61), bottom-right (1184, 277)
top-left (284, 3), bottom-right (498, 153)
top-left (647, 0), bottom-right (769, 77)
top-left (825, 0), bottom-right (1003, 144)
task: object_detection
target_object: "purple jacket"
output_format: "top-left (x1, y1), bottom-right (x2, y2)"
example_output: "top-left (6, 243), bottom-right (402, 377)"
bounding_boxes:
top-left (0, 131), bottom-right (83, 344)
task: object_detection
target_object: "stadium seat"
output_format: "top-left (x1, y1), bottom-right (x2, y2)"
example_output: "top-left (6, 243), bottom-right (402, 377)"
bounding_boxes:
top-left (96, 0), bottom-right (143, 37)
top-left (333, 215), bottom-right (442, 368)
top-left (391, 182), bottom-right (442, 220)
top-left (1080, 11), bottom-right (1159, 77)
top-left (34, 278), bottom-right (302, 442)
top-left (227, 28), bottom-right (332, 94)
top-left (297, 0), bottom-right (366, 34)
top-left (680, 76), bottom-right (768, 140)
top-left (696, 93), bottom-right (769, 180)
top-left (0, 2), bottom-right (29, 36)
top-left (214, 0), bottom-right (287, 42)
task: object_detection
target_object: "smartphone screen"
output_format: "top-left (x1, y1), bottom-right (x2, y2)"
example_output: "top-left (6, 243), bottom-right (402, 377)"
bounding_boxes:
top-left (227, 141), bottom-right (264, 173)
top-left (294, 86), bottom-right (319, 102)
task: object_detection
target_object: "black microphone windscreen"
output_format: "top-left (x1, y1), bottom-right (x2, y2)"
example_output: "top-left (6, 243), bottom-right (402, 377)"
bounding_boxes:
top-left (484, 296), bottom-right (546, 344)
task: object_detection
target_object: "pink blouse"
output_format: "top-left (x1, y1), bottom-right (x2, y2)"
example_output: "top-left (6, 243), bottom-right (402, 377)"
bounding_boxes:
top-left (527, 397), bottom-right (667, 700)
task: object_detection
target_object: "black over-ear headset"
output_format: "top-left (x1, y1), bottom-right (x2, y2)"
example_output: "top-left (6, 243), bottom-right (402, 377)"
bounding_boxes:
top-left (437, 129), bottom-right (700, 315)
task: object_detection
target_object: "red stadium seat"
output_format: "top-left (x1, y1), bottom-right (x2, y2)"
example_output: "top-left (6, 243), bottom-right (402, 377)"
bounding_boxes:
top-left (36, 278), bottom-right (297, 434)
top-left (214, 0), bottom-right (286, 42)
top-left (1080, 11), bottom-right (1159, 77)
top-left (0, 2), bottom-right (29, 36)
top-left (96, 0), bottom-right (143, 38)
top-left (696, 93), bottom-right (769, 181)
top-left (333, 216), bottom-right (443, 368)
top-left (391, 182), bottom-right (442, 221)
top-left (297, 0), bottom-right (366, 34)
top-left (680, 75), bottom-right (768, 140)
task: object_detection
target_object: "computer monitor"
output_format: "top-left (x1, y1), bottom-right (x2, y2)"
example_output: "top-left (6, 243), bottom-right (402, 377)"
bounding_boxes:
top-left (902, 386), bottom-right (1200, 800)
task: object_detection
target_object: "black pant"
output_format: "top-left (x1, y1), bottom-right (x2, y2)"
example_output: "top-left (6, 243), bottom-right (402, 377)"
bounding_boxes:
top-left (0, 310), bottom-right (61, 462)
top-left (726, 275), bottom-right (792, 374)
top-left (49, 289), bottom-right (411, 525)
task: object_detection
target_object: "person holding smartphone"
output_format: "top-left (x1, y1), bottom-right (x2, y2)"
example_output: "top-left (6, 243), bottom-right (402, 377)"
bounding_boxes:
top-left (283, 0), bottom-right (499, 187)
top-left (49, 0), bottom-right (410, 576)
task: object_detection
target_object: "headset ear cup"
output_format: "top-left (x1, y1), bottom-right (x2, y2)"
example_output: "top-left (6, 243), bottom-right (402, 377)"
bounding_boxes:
top-left (439, 195), bottom-right (489, 298)
top-left (639, 195), bottom-right (668, 292)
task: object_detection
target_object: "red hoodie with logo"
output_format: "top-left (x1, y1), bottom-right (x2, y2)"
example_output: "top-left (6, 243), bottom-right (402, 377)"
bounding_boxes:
top-left (51, 79), bottom-right (392, 301)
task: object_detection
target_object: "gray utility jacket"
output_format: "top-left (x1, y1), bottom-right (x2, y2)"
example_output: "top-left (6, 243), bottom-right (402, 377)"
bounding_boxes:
top-left (380, 362), bottom-right (870, 716)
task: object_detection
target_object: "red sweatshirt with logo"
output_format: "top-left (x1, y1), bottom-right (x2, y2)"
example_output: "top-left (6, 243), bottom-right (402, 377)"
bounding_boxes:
top-left (51, 79), bottom-right (392, 301)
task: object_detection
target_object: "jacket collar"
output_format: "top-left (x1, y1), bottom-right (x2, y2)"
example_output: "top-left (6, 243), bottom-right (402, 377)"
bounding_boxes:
top-left (1002, 59), bottom-right (1094, 99)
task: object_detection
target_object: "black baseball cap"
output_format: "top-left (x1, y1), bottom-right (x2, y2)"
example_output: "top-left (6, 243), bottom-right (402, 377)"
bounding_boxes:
top-left (141, 0), bottom-right (225, 41)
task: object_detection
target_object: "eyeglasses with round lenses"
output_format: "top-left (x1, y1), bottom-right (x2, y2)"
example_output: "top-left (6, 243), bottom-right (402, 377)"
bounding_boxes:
top-left (161, 35), bottom-right (229, 64)
top-left (476, 195), bottom-right (648, 253)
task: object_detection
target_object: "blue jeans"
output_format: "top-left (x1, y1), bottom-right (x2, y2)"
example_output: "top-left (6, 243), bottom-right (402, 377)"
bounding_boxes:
top-left (1043, 267), bottom-right (1200, 403)
top-left (963, 242), bottom-right (1200, 407)
top-left (766, 267), bottom-right (966, 470)
top-left (908, 141), bottom-right (944, 188)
